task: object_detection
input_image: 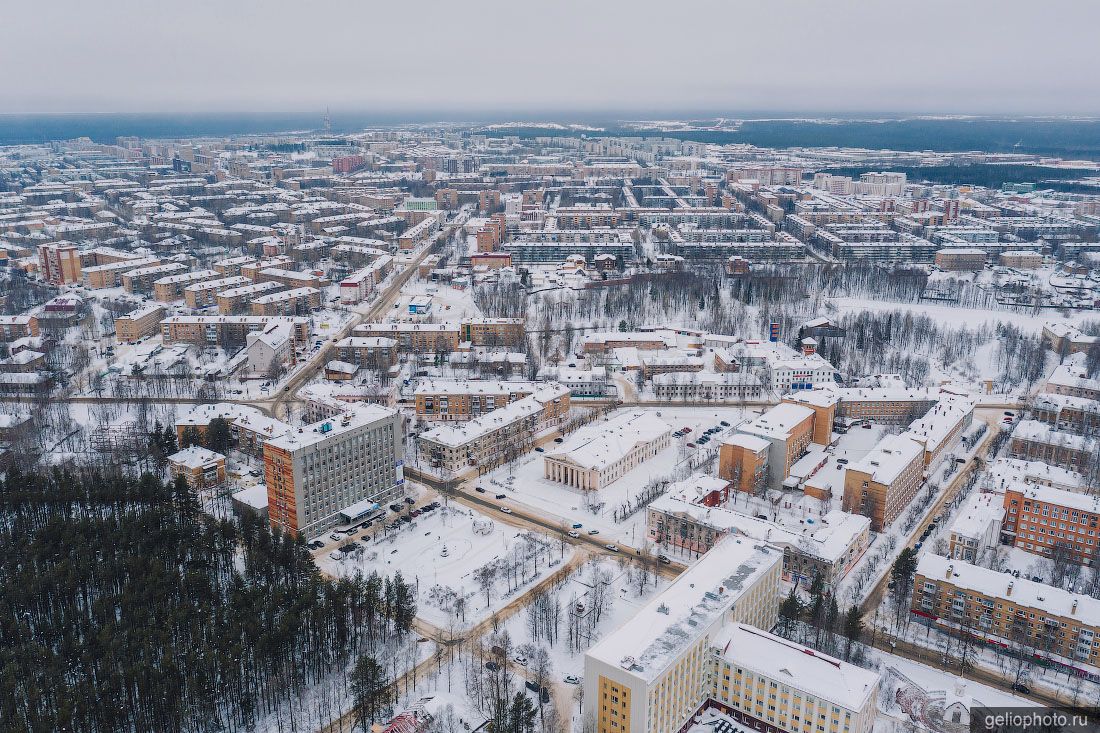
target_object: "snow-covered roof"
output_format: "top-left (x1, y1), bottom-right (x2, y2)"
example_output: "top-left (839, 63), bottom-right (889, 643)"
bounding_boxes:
top-left (168, 445), bottom-right (224, 469)
top-left (740, 403), bottom-right (814, 440)
top-left (847, 434), bottom-right (923, 484)
top-left (1012, 419), bottom-right (1092, 451)
top-left (265, 403), bottom-right (397, 452)
top-left (585, 536), bottom-right (781, 683)
top-left (918, 554), bottom-right (1100, 623)
top-left (714, 624), bottom-right (878, 711)
top-left (547, 411), bottom-right (670, 470)
top-left (1010, 483), bottom-right (1100, 515)
top-left (419, 383), bottom-right (569, 448)
top-left (949, 492), bottom-right (1004, 539)
top-left (232, 484), bottom-right (268, 510)
top-left (414, 379), bottom-right (539, 396)
top-left (902, 396), bottom-right (973, 453)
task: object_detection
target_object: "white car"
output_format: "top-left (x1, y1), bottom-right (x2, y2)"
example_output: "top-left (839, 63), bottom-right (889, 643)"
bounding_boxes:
top-left (605, 544), bottom-right (619, 552)
top-left (514, 655), bottom-right (528, 666)
top-left (564, 675), bottom-right (581, 685)
top-left (329, 533), bottom-right (342, 541)
top-left (500, 506), bottom-right (512, 514)
top-left (567, 530), bottom-right (580, 539)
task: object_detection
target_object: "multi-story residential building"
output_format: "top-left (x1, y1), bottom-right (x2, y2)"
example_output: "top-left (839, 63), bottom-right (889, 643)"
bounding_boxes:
top-left (114, 304), bottom-right (166, 343)
top-left (934, 247), bottom-right (986, 271)
top-left (842, 434), bottom-right (925, 532)
top-left (582, 331), bottom-right (674, 354)
top-left (912, 554), bottom-right (1100, 674)
top-left (175, 402), bottom-right (291, 457)
top-left (353, 322), bottom-right (460, 352)
top-left (583, 537), bottom-right (785, 733)
top-left (650, 372), bottom-right (764, 402)
top-left (263, 403), bottom-right (404, 538)
top-left (256, 267), bottom-right (325, 290)
top-left (1002, 484), bottom-right (1100, 565)
top-left (121, 262), bottom-right (188, 294)
top-left (1042, 322), bottom-right (1098, 356)
top-left (184, 275), bottom-right (252, 308)
top-left (250, 286), bottom-right (321, 315)
top-left (335, 337), bottom-right (398, 371)
top-left (543, 411), bottom-right (671, 491)
top-left (36, 242), bottom-right (82, 284)
top-left (834, 387), bottom-right (938, 425)
top-left (153, 269), bottom-right (222, 301)
top-left (82, 257), bottom-right (160, 289)
top-left (339, 256), bottom-right (393, 304)
top-left (459, 318), bottom-right (525, 347)
top-left (947, 492), bottom-right (1004, 562)
top-left (414, 379), bottom-right (541, 421)
top-left (417, 383), bottom-right (570, 473)
top-left (647, 477), bottom-right (870, 589)
top-left (0, 315), bottom-right (40, 342)
top-left (1045, 360), bottom-right (1100, 402)
top-left (215, 281), bottom-right (284, 314)
top-left (161, 315), bottom-right (309, 348)
top-left (1008, 420), bottom-right (1096, 473)
top-left (708, 624), bottom-right (878, 733)
top-left (1031, 393), bottom-right (1100, 433)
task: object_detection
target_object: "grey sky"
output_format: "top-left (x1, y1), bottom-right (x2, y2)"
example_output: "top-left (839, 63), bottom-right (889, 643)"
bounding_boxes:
top-left (3, 0), bottom-right (1099, 115)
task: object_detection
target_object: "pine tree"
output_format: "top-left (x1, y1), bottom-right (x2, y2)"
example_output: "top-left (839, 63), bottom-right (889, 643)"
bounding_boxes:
top-left (351, 654), bottom-right (389, 730)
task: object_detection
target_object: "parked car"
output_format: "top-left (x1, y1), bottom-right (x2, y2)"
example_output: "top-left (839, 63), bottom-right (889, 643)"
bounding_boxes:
top-left (681, 427), bottom-right (692, 433)
top-left (563, 675), bottom-right (581, 685)
top-left (329, 533), bottom-right (342, 541)
top-left (1010, 682), bottom-right (1030, 694)
top-left (485, 661), bottom-right (501, 672)
top-left (720, 421), bottom-right (730, 426)
top-left (495, 493), bottom-right (507, 499)
top-left (475, 486), bottom-right (486, 493)
top-left (554, 437), bottom-right (564, 443)
top-left (568, 530), bottom-right (580, 539)
top-left (514, 655), bottom-right (528, 666)
top-left (605, 544), bottom-right (619, 552)
top-left (535, 447), bottom-right (545, 452)
top-left (405, 497), bottom-right (415, 505)
top-left (500, 506), bottom-right (512, 514)
top-left (389, 503), bottom-right (404, 512)
top-left (657, 554), bottom-right (671, 564)
top-left (588, 529), bottom-right (600, 535)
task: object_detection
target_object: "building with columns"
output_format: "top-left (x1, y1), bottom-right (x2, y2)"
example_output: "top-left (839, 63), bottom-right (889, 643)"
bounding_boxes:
top-left (543, 411), bottom-right (671, 490)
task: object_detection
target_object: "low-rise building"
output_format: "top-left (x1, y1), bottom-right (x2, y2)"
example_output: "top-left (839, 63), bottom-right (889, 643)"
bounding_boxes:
top-left (161, 315), bottom-right (309, 348)
top-left (115, 304), bottom-right (166, 343)
top-left (651, 372), bottom-right (764, 402)
top-left (543, 411), bottom-right (671, 490)
top-left (168, 446), bottom-right (226, 489)
top-left (250, 286), bottom-right (321, 315)
top-left (414, 379), bottom-right (541, 421)
top-left (335, 336), bottom-right (398, 371)
top-left (722, 403), bottom-right (817, 491)
top-left (1002, 484), bottom-right (1100, 565)
top-left (948, 492), bottom-right (1004, 562)
top-left (1009, 419), bottom-right (1096, 473)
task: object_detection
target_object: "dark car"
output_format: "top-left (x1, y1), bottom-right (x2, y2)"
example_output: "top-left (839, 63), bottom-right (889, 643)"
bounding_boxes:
top-left (496, 493), bottom-right (506, 500)
top-left (404, 497), bottom-right (415, 505)
top-left (475, 486), bottom-right (487, 493)
top-left (720, 421), bottom-right (730, 426)
top-left (554, 437), bottom-right (564, 443)
top-left (535, 447), bottom-right (545, 452)
top-left (400, 515), bottom-right (412, 523)
top-left (1011, 682), bottom-right (1030, 694)
top-left (657, 554), bottom-right (671, 565)
top-left (485, 661), bottom-right (501, 672)
top-left (390, 503), bottom-right (404, 512)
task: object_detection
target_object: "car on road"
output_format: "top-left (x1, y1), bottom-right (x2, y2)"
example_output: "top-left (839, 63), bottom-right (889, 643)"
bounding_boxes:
top-left (563, 675), bottom-right (581, 685)
top-left (567, 530), bottom-right (580, 539)
top-left (535, 447), bottom-right (544, 452)
top-left (513, 655), bottom-right (528, 666)
top-left (329, 533), bottom-right (342, 541)
top-left (1010, 682), bottom-right (1030, 694)
top-left (588, 529), bottom-right (599, 535)
top-left (553, 437), bottom-right (564, 443)
top-left (404, 497), bottom-right (415, 505)
top-left (390, 503), bottom-right (404, 512)
top-left (475, 486), bottom-right (486, 493)
top-left (495, 493), bottom-right (507, 499)
top-left (1004, 411), bottom-right (1015, 417)
top-left (605, 544), bottom-right (619, 552)
top-left (657, 554), bottom-right (671, 564)
top-left (720, 421), bottom-right (730, 426)
top-left (500, 506), bottom-right (512, 514)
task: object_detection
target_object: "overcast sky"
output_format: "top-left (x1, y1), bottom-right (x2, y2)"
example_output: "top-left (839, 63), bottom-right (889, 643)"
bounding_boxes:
top-left (3, 0), bottom-right (1099, 116)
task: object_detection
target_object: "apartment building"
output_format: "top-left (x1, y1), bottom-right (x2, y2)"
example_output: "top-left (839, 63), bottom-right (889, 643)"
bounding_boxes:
top-left (335, 337), bottom-right (398, 371)
top-left (947, 492), bottom-right (1004, 563)
top-left (120, 262), bottom-right (187, 294)
top-left (0, 315), bottom-right (40, 342)
top-left (934, 248), bottom-right (986, 271)
top-left (651, 372), bottom-right (764, 402)
top-left (213, 255), bottom-right (257, 277)
top-left (460, 318), bottom-right (525, 347)
top-left (543, 411), bottom-right (671, 491)
top-left (1045, 361), bottom-right (1100, 402)
top-left (647, 477), bottom-right (870, 589)
top-left (414, 379), bottom-right (540, 421)
top-left (175, 402), bottom-right (291, 457)
top-left (912, 554), bottom-right (1100, 674)
top-left (1031, 393), bottom-right (1100, 433)
top-left (82, 256), bottom-right (160, 289)
top-left (418, 383), bottom-right (570, 473)
top-left (250, 286), bottom-right (321, 316)
top-left (263, 403), bottom-right (404, 538)
top-left (1003, 484), bottom-right (1100, 565)
top-left (153, 269), bottom-right (222, 301)
top-left (718, 434), bottom-right (770, 494)
top-left (842, 434), bottom-right (925, 532)
top-left (215, 281), bottom-right (284, 314)
top-left (114, 304), bottom-right (166, 343)
top-left (354, 323), bottom-right (460, 352)
top-left (583, 537), bottom-right (783, 733)
top-left (709, 624), bottom-right (878, 733)
top-left (834, 387), bottom-right (938, 425)
top-left (582, 331), bottom-right (673, 354)
top-left (161, 315), bottom-right (309, 348)
top-left (1042, 323), bottom-right (1098, 356)
top-left (1008, 420), bottom-right (1096, 473)
top-left (256, 267), bottom-right (324, 290)
top-left (339, 255), bottom-right (393, 304)
top-left (183, 275), bottom-right (251, 308)
top-left (36, 242), bottom-right (82, 284)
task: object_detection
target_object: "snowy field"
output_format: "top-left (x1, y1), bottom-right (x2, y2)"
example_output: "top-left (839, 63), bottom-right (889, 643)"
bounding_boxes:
top-left (484, 406), bottom-right (752, 548)
top-left (318, 504), bottom-right (574, 631)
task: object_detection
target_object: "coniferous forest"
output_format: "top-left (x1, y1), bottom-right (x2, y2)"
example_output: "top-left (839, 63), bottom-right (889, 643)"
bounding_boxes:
top-left (0, 468), bottom-right (416, 733)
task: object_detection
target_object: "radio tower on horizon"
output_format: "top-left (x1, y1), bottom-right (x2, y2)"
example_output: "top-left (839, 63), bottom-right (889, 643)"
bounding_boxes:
top-left (322, 108), bottom-right (332, 134)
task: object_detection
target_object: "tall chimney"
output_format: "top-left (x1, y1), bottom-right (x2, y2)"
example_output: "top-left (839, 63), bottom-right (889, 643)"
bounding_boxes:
top-left (1007, 581), bottom-right (1013, 597)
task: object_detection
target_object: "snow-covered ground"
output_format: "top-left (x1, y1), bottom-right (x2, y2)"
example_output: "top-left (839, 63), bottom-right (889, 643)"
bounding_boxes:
top-left (483, 406), bottom-right (751, 548)
top-left (319, 504), bottom-right (574, 631)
